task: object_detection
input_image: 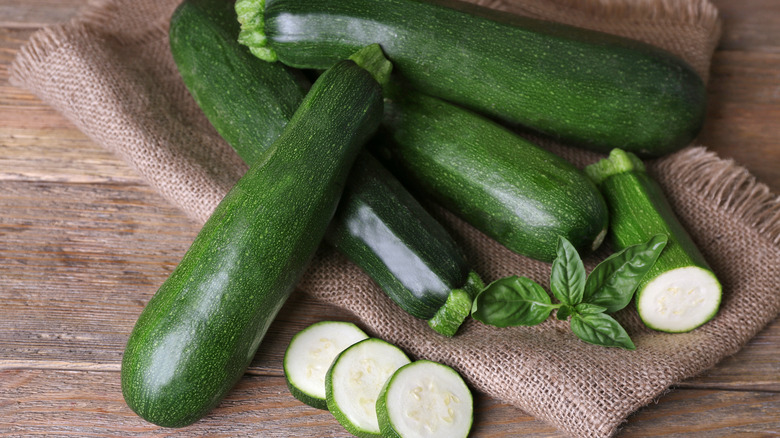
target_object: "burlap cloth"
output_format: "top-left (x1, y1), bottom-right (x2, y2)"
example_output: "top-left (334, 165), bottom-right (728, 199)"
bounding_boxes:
top-left (10, 0), bottom-right (780, 436)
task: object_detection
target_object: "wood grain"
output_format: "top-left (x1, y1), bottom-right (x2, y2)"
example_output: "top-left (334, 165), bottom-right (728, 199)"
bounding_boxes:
top-left (2, 369), bottom-right (778, 437)
top-left (0, 0), bottom-right (778, 436)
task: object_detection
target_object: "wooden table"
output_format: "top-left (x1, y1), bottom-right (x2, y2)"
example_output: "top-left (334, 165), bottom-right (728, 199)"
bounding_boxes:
top-left (1, 1), bottom-right (778, 436)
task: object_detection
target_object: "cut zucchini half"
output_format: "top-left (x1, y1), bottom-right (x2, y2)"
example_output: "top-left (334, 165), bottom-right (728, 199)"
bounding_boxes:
top-left (326, 338), bottom-right (411, 438)
top-left (636, 266), bottom-right (722, 333)
top-left (586, 149), bottom-right (722, 333)
top-left (283, 321), bottom-right (369, 409)
top-left (377, 360), bottom-right (473, 438)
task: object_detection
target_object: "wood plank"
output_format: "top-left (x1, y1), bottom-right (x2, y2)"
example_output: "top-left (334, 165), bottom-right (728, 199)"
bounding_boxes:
top-left (1, 178), bottom-right (777, 389)
top-left (0, 179), bottom-right (360, 374)
top-left (2, 369), bottom-right (778, 437)
top-left (710, 0), bottom-right (780, 52)
top-left (620, 388), bottom-right (780, 437)
top-left (699, 50), bottom-right (780, 192)
top-left (678, 318), bottom-right (780, 392)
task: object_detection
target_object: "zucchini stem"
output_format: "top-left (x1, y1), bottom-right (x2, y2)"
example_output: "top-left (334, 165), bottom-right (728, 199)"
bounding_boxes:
top-left (427, 271), bottom-right (484, 337)
top-left (349, 44), bottom-right (393, 88)
top-left (235, 0), bottom-right (277, 61)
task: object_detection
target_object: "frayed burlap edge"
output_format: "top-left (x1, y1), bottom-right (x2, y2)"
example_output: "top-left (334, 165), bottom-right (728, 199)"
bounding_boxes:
top-left (653, 148), bottom-right (780, 244)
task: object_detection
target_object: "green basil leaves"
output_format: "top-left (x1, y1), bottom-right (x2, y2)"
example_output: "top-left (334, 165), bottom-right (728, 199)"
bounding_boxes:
top-left (471, 234), bottom-right (668, 350)
top-left (583, 233), bottom-right (668, 313)
top-left (550, 238), bottom-right (586, 307)
top-left (571, 312), bottom-right (635, 350)
top-left (471, 276), bottom-right (555, 327)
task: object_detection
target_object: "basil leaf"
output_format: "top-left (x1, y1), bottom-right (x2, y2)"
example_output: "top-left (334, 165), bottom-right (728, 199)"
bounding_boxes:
top-left (583, 233), bottom-right (668, 313)
top-left (471, 276), bottom-right (554, 327)
top-left (570, 313), bottom-right (636, 350)
top-left (574, 303), bottom-right (608, 315)
top-left (550, 237), bottom-right (586, 306)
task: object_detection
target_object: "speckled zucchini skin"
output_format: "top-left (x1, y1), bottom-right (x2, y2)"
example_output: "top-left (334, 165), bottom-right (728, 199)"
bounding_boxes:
top-left (120, 40), bottom-right (384, 427)
top-left (376, 90), bottom-right (609, 263)
top-left (169, 0), bottom-right (307, 158)
top-left (586, 150), bottom-right (716, 295)
top-left (249, 0), bottom-right (707, 155)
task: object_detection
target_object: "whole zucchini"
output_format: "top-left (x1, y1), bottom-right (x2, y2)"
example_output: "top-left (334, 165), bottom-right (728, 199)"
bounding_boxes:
top-left (120, 41), bottom-right (388, 427)
top-left (376, 88), bottom-right (609, 263)
top-left (236, 0), bottom-right (707, 156)
top-left (168, 0), bottom-right (483, 337)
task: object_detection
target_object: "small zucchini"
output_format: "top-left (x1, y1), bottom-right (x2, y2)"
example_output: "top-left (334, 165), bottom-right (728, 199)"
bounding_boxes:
top-left (120, 41), bottom-right (388, 427)
top-left (170, 0), bottom-right (483, 337)
top-left (585, 149), bottom-right (722, 333)
top-left (326, 152), bottom-right (484, 336)
top-left (376, 88), bottom-right (609, 263)
top-left (237, 0), bottom-right (707, 155)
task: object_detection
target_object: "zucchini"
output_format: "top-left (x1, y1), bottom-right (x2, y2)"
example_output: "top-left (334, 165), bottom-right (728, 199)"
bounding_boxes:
top-left (170, 0), bottom-right (307, 156)
top-left (377, 360), bottom-right (474, 438)
top-left (170, 0), bottom-right (483, 337)
top-left (326, 338), bottom-right (411, 438)
top-left (284, 321), bottom-right (369, 410)
top-left (236, 0), bottom-right (707, 155)
top-left (120, 41), bottom-right (388, 427)
top-left (585, 149), bottom-right (722, 333)
top-left (376, 89), bottom-right (609, 263)
top-left (326, 153), bottom-right (484, 336)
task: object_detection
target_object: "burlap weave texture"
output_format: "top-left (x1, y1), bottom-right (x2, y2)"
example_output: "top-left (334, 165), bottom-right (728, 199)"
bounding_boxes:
top-left (10, 0), bottom-right (780, 437)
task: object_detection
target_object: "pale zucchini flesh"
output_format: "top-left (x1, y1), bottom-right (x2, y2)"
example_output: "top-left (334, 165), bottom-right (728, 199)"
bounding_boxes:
top-left (326, 338), bottom-right (411, 438)
top-left (283, 321), bottom-right (369, 409)
top-left (637, 266), bottom-right (721, 333)
top-left (378, 360), bottom-right (473, 438)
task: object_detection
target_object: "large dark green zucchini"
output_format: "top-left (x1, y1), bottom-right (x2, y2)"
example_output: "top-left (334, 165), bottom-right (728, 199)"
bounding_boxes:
top-left (120, 39), bottom-right (387, 427)
top-left (168, 0), bottom-right (482, 338)
top-left (236, 0), bottom-right (707, 156)
top-left (376, 88), bottom-right (609, 263)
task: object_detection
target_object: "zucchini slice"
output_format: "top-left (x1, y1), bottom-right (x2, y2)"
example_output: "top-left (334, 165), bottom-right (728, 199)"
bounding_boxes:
top-left (377, 360), bottom-right (473, 438)
top-left (326, 338), bottom-right (411, 438)
top-left (586, 149), bottom-right (722, 332)
top-left (283, 321), bottom-right (369, 410)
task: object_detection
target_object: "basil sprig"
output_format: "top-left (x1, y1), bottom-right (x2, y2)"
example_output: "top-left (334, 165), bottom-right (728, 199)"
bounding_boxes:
top-left (471, 234), bottom-right (668, 350)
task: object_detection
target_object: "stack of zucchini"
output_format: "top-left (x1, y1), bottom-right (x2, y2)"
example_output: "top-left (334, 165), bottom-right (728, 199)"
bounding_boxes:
top-left (120, 0), bottom-right (721, 430)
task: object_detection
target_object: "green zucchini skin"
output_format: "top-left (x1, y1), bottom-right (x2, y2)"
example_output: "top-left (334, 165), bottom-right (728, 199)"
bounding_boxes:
top-left (120, 46), bottom-right (384, 427)
top-left (585, 150), bottom-right (719, 297)
top-left (169, 0), bottom-right (308, 155)
top-left (376, 90), bottom-right (609, 263)
top-left (243, 0), bottom-right (707, 155)
top-left (169, 0), bottom-right (483, 336)
top-left (326, 152), bottom-right (483, 321)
